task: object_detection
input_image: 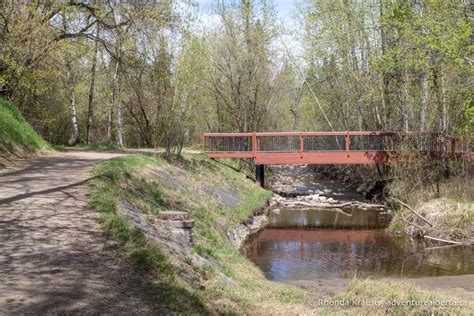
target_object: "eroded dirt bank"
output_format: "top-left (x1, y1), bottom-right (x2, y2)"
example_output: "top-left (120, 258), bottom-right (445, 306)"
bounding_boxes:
top-left (0, 150), bottom-right (162, 315)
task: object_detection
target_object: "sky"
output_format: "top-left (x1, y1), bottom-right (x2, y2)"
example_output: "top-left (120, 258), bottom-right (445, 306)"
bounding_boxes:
top-left (273, 0), bottom-right (296, 22)
top-left (195, 0), bottom-right (298, 26)
top-left (194, 0), bottom-right (303, 57)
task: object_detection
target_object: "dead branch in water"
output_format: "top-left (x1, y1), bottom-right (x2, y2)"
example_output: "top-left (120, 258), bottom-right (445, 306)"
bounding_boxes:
top-left (423, 235), bottom-right (469, 245)
top-left (286, 207), bottom-right (353, 216)
top-left (389, 197), bottom-right (433, 227)
top-left (276, 200), bottom-right (386, 211)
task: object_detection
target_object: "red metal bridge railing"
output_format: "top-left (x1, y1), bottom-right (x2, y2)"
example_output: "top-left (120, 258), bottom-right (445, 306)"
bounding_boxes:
top-left (202, 131), bottom-right (473, 165)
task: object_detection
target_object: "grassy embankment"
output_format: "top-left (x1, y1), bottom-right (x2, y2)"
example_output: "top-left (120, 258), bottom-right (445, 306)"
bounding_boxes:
top-left (88, 153), bottom-right (472, 314)
top-left (88, 154), bottom-right (308, 314)
top-left (0, 97), bottom-right (50, 165)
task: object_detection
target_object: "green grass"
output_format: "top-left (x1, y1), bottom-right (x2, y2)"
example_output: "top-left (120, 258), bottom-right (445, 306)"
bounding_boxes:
top-left (52, 144), bottom-right (67, 152)
top-left (88, 153), bottom-right (307, 314)
top-left (0, 97), bottom-right (49, 151)
top-left (76, 142), bottom-right (124, 151)
top-left (88, 154), bottom-right (209, 313)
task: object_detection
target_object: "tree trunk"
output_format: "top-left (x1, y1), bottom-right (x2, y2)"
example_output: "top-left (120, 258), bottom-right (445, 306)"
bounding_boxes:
top-left (420, 72), bottom-right (429, 132)
top-left (107, 61), bottom-right (119, 143)
top-left (403, 70), bottom-right (409, 132)
top-left (433, 67), bottom-right (448, 133)
top-left (440, 71), bottom-right (447, 133)
top-left (433, 65), bottom-right (449, 177)
top-left (116, 63), bottom-right (124, 147)
top-left (86, 25), bottom-right (99, 145)
top-left (66, 61), bottom-right (80, 145)
top-left (440, 71), bottom-right (449, 177)
top-left (62, 14), bottom-right (80, 145)
top-left (379, 0), bottom-right (392, 130)
top-left (397, 64), bottom-right (409, 132)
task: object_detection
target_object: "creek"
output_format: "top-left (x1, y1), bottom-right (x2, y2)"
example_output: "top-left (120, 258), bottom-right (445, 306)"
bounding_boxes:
top-left (243, 166), bottom-right (474, 283)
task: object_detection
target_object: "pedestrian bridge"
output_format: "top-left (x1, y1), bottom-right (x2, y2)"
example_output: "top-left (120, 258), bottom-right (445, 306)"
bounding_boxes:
top-left (202, 131), bottom-right (473, 165)
top-left (202, 131), bottom-right (473, 186)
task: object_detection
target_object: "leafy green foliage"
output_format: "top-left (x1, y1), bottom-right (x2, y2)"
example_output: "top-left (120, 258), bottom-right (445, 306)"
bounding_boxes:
top-left (303, 0), bottom-right (472, 133)
top-left (0, 97), bottom-right (49, 150)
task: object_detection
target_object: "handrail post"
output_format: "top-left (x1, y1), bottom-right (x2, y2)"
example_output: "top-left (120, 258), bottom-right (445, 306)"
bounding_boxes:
top-left (299, 132), bottom-right (304, 159)
top-left (201, 133), bottom-right (205, 152)
top-left (252, 132), bottom-right (257, 158)
top-left (345, 131), bottom-right (350, 157)
top-left (434, 134), bottom-right (440, 160)
top-left (451, 138), bottom-right (456, 160)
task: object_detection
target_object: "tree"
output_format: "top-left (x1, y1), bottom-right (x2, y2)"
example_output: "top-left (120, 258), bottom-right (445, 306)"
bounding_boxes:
top-left (207, 0), bottom-right (280, 132)
top-left (301, 0), bottom-right (472, 137)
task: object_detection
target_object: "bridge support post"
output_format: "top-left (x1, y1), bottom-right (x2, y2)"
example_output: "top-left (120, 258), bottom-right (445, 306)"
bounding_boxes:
top-left (255, 164), bottom-right (264, 187)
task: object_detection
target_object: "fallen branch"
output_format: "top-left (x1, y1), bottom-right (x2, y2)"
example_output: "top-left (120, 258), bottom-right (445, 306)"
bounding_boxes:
top-left (390, 197), bottom-right (433, 227)
top-left (277, 200), bottom-right (386, 211)
top-left (285, 207), bottom-right (353, 216)
top-left (400, 217), bottom-right (425, 230)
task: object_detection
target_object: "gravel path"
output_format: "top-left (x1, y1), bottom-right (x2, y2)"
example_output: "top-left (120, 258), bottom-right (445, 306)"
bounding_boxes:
top-left (0, 150), bottom-right (160, 315)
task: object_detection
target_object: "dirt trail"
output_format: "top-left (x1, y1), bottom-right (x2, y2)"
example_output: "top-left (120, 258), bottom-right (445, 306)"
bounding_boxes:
top-left (0, 150), bottom-right (162, 315)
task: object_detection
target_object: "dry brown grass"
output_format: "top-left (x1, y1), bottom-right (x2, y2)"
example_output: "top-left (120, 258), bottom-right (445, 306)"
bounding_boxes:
top-left (389, 197), bottom-right (474, 242)
top-left (388, 161), bottom-right (474, 242)
top-left (321, 279), bottom-right (473, 315)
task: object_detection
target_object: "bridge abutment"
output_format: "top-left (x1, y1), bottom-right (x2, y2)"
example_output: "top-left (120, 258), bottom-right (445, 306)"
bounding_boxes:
top-left (256, 164), bottom-right (264, 187)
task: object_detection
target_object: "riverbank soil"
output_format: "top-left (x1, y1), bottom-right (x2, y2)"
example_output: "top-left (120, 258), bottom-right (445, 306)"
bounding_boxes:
top-left (405, 275), bottom-right (474, 302)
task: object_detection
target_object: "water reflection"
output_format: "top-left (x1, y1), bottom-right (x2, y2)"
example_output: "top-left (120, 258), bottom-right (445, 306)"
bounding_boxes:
top-left (269, 208), bottom-right (391, 228)
top-left (244, 228), bottom-right (474, 282)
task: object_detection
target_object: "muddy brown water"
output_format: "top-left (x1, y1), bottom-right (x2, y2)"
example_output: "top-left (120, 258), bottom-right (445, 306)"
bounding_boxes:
top-left (243, 208), bottom-right (474, 282)
top-left (267, 208), bottom-right (392, 229)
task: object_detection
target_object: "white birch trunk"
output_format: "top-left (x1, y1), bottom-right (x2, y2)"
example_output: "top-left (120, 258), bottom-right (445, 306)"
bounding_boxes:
top-left (66, 62), bottom-right (80, 145)
top-left (107, 62), bottom-right (119, 143)
top-left (116, 63), bottom-right (123, 147)
top-left (86, 24), bottom-right (99, 144)
top-left (420, 73), bottom-right (429, 132)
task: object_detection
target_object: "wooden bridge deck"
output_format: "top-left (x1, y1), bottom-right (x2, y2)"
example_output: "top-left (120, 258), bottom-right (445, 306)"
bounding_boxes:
top-left (202, 132), bottom-right (473, 165)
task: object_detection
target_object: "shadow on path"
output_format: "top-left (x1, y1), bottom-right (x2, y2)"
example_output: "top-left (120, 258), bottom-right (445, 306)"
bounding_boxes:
top-left (0, 177), bottom-right (95, 205)
top-left (0, 151), bottom-right (209, 314)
